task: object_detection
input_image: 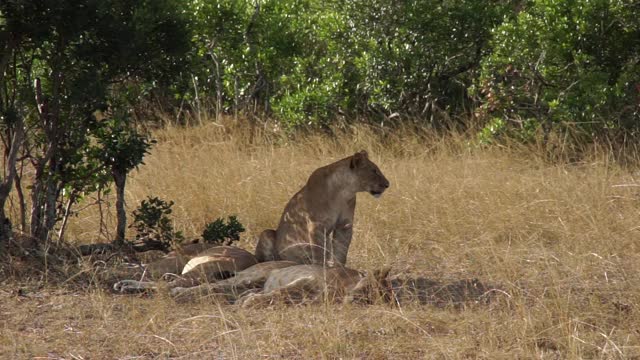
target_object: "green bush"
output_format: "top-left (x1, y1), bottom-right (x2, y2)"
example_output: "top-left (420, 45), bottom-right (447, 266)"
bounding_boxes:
top-left (130, 197), bottom-right (184, 252)
top-left (201, 216), bottom-right (245, 246)
top-left (477, 0), bottom-right (640, 141)
top-left (345, 0), bottom-right (509, 122)
top-left (185, 0), bottom-right (510, 128)
top-left (0, 0), bottom-right (191, 244)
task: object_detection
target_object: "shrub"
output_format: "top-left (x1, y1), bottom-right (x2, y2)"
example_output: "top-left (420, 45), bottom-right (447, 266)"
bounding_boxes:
top-left (130, 197), bottom-right (184, 252)
top-left (476, 0), bottom-right (640, 142)
top-left (201, 216), bottom-right (245, 246)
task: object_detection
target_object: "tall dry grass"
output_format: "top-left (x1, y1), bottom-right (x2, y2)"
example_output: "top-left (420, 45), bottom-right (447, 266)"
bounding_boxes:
top-left (2, 120), bottom-right (640, 358)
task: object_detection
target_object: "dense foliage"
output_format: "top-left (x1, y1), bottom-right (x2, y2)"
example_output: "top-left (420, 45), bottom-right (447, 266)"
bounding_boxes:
top-left (185, 0), bottom-right (513, 127)
top-left (181, 0), bottom-right (638, 134)
top-left (0, 0), bottom-right (190, 248)
top-left (1, 0), bottom-right (638, 248)
top-left (201, 216), bottom-right (245, 246)
top-left (477, 0), bottom-right (640, 141)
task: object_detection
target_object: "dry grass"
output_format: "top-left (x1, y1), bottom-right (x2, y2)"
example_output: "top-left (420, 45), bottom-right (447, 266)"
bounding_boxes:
top-left (2, 120), bottom-right (640, 359)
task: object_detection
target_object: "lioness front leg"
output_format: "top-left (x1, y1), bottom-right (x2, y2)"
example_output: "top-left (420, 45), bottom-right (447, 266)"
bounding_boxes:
top-left (310, 225), bottom-right (336, 265)
top-left (255, 229), bottom-right (277, 262)
top-left (332, 222), bottom-right (353, 266)
top-left (278, 225), bottom-right (330, 265)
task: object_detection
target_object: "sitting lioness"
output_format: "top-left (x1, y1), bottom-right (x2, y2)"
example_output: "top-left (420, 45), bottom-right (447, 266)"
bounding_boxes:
top-left (255, 150), bottom-right (389, 265)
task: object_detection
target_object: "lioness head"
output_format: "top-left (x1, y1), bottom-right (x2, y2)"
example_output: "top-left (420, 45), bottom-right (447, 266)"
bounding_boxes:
top-left (344, 266), bottom-right (393, 304)
top-left (349, 150), bottom-right (390, 198)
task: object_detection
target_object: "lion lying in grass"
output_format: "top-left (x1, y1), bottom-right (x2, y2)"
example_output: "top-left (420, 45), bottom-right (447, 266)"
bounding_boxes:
top-left (115, 252), bottom-right (396, 307)
top-left (169, 262), bottom-right (393, 306)
top-left (169, 260), bottom-right (298, 302)
top-left (237, 265), bottom-right (393, 307)
top-left (113, 244), bottom-right (257, 293)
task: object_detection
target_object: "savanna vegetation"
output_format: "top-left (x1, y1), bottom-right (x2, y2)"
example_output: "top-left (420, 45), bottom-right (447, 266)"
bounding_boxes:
top-left (1, 0), bottom-right (639, 358)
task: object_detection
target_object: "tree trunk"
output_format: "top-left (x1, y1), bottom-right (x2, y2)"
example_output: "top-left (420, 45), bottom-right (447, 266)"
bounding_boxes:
top-left (57, 192), bottom-right (76, 243)
top-left (29, 167), bottom-right (58, 244)
top-left (29, 175), bottom-right (45, 242)
top-left (113, 169), bottom-right (127, 246)
top-left (0, 33), bottom-right (21, 100)
top-left (0, 119), bottom-right (23, 253)
top-left (14, 168), bottom-right (27, 232)
top-left (31, 78), bottom-right (60, 244)
top-left (0, 214), bottom-right (12, 255)
top-left (43, 159), bottom-right (60, 237)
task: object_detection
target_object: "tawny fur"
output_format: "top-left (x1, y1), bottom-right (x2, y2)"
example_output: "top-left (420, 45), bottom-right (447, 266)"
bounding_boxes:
top-left (255, 150), bottom-right (389, 265)
top-left (238, 264), bottom-right (392, 307)
top-left (170, 260), bottom-right (298, 302)
top-left (113, 245), bottom-right (257, 293)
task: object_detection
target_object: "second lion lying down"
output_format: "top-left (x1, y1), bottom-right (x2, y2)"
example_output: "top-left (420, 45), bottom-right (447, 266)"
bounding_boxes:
top-left (116, 256), bottom-right (494, 307)
top-left (169, 263), bottom-right (392, 306)
top-left (114, 256), bottom-right (393, 306)
top-left (237, 265), bottom-right (392, 307)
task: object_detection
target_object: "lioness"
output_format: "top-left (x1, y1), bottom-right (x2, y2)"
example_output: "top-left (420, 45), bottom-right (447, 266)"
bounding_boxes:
top-left (238, 264), bottom-right (392, 307)
top-left (255, 150), bottom-right (389, 265)
top-left (113, 245), bottom-right (257, 293)
top-left (169, 260), bottom-right (298, 302)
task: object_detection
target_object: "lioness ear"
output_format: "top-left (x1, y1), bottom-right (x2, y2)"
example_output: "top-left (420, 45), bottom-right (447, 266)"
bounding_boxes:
top-left (350, 150), bottom-right (368, 169)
